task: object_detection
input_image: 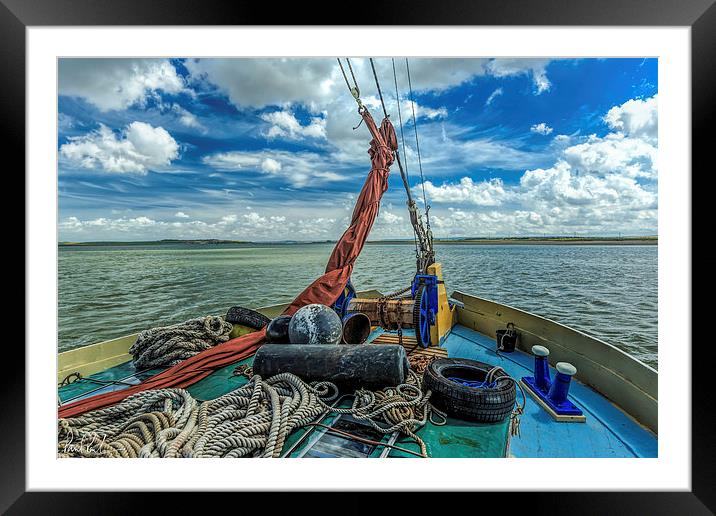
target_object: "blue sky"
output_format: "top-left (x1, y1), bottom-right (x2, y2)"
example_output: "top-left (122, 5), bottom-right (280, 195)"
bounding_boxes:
top-left (58, 58), bottom-right (658, 241)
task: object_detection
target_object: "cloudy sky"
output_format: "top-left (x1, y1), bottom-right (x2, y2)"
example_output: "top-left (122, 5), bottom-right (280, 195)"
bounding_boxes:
top-left (57, 58), bottom-right (658, 242)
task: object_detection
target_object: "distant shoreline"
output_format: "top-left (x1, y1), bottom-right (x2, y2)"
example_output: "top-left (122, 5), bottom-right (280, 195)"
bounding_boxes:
top-left (59, 239), bottom-right (249, 247)
top-left (59, 236), bottom-right (657, 247)
top-left (374, 237), bottom-right (658, 246)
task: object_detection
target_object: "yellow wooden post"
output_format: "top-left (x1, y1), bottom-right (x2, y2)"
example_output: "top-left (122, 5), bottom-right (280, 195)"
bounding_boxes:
top-left (426, 262), bottom-right (456, 346)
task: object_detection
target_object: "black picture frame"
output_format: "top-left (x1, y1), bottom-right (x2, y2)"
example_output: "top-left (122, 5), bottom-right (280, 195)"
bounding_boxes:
top-left (5, 0), bottom-right (710, 513)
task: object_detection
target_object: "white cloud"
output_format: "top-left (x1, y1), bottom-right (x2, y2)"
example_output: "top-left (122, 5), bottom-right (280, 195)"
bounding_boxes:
top-left (519, 160), bottom-right (656, 209)
top-left (260, 157), bottom-right (282, 174)
top-left (202, 149), bottom-right (344, 187)
top-left (417, 94), bottom-right (658, 236)
top-left (60, 215), bottom-right (163, 235)
top-left (260, 110), bottom-right (327, 140)
top-left (184, 58), bottom-right (554, 177)
top-left (485, 88), bottom-right (503, 106)
top-left (412, 122), bottom-right (549, 176)
top-left (552, 134), bottom-right (572, 146)
top-left (530, 122), bottom-right (553, 135)
top-left (58, 113), bottom-right (77, 131)
top-left (60, 209), bottom-right (339, 241)
top-left (603, 94), bottom-right (657, 143)
top-left (62, 60), bottom-right (665, 241)
top-left (379, 210), bottom-right (404, 225)
top-left (400, 100), bottom-right (448, 120)
top-left (60, 122), bottom-right (179, 174)
top-left (185, 58), bottom-right (336, 109)
top-left (59, 59), bottom-right (188, 111)
top-left (170, 104), bottom-right (205, 132)
top-left (421, 177), bottom-right (507, 206)
top-left (486, 59), bottom-right (552, 94)
top-left (185, 58), bottom-right (555, 111)
top-left (175, 211), bottom-right (190, 218)
top-left (185, 58), bottom-right (492, 110)
top-left (562, 133), bottom-right (657, 179)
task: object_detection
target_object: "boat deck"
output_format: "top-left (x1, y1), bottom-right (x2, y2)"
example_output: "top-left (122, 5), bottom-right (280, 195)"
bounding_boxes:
top-left (58, 323), bottom-right (657, 458)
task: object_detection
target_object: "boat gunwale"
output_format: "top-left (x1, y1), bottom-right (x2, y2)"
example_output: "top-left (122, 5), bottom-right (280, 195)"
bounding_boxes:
top-left (452, 290), bottom-right (657, 374)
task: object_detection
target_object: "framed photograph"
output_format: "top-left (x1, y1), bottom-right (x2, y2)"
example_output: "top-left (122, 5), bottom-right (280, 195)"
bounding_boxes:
top-left (8, 0), bottom-right (710, 512)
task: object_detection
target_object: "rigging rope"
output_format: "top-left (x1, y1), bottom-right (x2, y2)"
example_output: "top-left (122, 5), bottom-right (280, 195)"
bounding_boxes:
top-left (128, 316), bottom-right (233, 370)
top-left (58, 371), bottom-right (436, 458)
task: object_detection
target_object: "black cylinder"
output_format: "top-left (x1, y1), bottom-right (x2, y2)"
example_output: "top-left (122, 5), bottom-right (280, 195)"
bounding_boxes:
top-left (265, 315), bottom-right (292, 343)
top-left (253, 344), bottom-right (411, 391)
top-left (341, 312), bottom-right (372, 344)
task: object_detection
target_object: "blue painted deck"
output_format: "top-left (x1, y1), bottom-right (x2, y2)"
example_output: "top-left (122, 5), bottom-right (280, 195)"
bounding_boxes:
top-left (439, 324), bottom-right (657, 458)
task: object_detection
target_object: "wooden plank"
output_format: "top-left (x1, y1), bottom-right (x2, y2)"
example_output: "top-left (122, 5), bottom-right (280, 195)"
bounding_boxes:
top-left (371, 333), bottom-right (448, 362)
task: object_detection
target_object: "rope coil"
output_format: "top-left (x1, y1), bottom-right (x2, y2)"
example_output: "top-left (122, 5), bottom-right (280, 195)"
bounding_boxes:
top-left (128, 316), bottom-right (233, 370)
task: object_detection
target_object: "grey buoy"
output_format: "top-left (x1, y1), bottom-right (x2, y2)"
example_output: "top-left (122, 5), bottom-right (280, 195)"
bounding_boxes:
top-left (288, 304), bottom-right (343, 344)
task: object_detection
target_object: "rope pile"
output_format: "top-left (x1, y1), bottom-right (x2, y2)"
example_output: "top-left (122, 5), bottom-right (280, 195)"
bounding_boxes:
top-left (231, 368), bottom-right (438, 456)
top-left (128, 316), bottom-right (233, 369)
top-left (58, 371), bottom-right (437, 458)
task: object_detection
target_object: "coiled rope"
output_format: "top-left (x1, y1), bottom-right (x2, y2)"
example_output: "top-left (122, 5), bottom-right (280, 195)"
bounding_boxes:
top-left (128, 316), bottom-right (233, 370)
top-left (58, 371), bottom-right (438, 458)
top-left (483, 365), bottom-right (526, 437)
top-left (311, 370), bottom-right (435, 456)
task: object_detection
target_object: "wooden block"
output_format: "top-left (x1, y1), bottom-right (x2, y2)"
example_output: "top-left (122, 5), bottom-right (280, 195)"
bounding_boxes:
top-left (520, 380), bottom-right (586, 423)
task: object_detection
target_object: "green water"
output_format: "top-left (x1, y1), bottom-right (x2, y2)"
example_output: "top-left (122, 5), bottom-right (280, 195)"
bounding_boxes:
top-left (58, 243), bottom-right (658, 368)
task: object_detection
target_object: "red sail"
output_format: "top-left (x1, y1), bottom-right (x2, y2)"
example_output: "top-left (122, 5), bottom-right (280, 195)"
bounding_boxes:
top-left (59, 110), bottom-right (397, 419)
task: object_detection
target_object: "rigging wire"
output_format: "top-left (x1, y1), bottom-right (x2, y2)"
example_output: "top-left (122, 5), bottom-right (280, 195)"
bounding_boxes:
top-left (337, 57), bottom-right (365, 129)
top-left (392, 58), bottom-right (419, 259)
top-left (369, 58), bottom-right (389, 120)
top-left (406, 58), bottom-right (430, 228)
top-left (392, 59), bottom-right (410, 181)
top-left (337, 57), bottom-right (360, 98)
top-left (346, 58), bottom-right (359, 90)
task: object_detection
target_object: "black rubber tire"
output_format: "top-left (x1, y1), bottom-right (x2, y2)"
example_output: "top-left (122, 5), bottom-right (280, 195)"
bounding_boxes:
top-left (225, 306), bottom-right (271, 330)
top-left (423, 358), bottom-right (516, 423)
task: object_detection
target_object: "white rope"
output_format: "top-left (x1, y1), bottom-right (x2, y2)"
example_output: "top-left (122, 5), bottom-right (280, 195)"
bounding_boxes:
top-left (58, 372), bottom-right (437, 458)
top-left (128, 316), bottom-right (233, 369)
